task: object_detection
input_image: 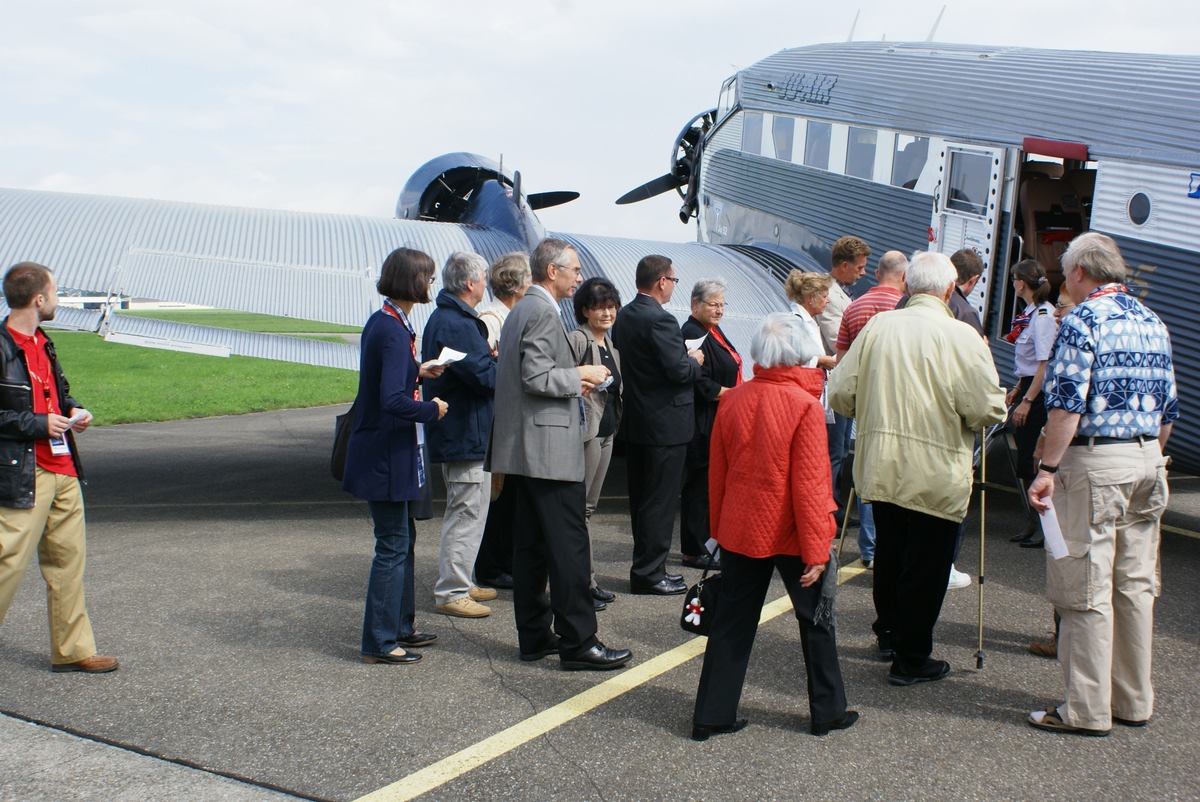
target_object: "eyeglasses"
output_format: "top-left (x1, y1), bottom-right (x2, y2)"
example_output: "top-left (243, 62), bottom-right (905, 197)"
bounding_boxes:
top-left (428, 276), bottom-right (437, 285)
top-left (552, 263), bottom-right (582, 276)
top-left (663, 275), bottom-right (680, 284)
top-left (702, 301), bottom-right (725, 309)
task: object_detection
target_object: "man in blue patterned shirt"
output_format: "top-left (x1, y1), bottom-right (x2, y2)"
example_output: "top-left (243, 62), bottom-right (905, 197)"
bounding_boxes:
top-left (1026, 233), bottom-right (1177, 737)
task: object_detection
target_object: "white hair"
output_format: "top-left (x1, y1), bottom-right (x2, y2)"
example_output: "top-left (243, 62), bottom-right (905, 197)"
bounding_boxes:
top-left (905, 251), bottom-right (957, 297)
top-left (443, 251), bottom-right (489, 294)
top-left (751, 312), bottom-right (818, 369)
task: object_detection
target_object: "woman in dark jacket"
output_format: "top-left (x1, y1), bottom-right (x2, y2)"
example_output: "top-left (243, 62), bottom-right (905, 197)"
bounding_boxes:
top-left (343, 248), bottom-right (448, 665)
top-left (679, 278), bottom-right (742, 570)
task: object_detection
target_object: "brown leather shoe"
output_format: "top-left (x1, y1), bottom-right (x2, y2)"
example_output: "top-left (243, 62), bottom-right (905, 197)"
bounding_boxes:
top-left (1029, 636), bottom-right (1057, 658)
top-left (52, 655), bottom-right (119, 673)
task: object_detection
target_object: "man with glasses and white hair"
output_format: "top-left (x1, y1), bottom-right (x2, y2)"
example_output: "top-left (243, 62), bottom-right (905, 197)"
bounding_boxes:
top-left (829, 251), bottom-right (1006, 687)
top-left (486, 238), bottom-right (632, 671)
top-left (1026, 232), bottom-right (1176, 737)
top-left (422, 252), bottom-right (498, 619)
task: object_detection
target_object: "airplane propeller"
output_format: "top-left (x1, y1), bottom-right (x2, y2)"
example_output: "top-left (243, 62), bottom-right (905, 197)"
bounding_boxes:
top-left (616, 108), bottom-right (717, 223)
top-left (527, 191), bottom-right (581, 210)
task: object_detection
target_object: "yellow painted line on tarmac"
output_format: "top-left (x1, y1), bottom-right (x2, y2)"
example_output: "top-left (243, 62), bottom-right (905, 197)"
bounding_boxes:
top-left (1161, 523), bottom-right (1200, 540)
top-left (355, 566), bottom-right (861, 802)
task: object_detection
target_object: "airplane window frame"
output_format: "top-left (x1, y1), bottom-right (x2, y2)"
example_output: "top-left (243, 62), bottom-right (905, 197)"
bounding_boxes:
top-left (772, 117), bottom-right (795, 163)
top-left (945, 149), bottom-right (991, 216)
top-left (845, 126), bottom-right (877, 179)
top-left (742, 112), bottom-right (764, 156)
top-left (891, 135), bottom-right (930, 189)
top-left (804, 120), bottom-right (831, 170)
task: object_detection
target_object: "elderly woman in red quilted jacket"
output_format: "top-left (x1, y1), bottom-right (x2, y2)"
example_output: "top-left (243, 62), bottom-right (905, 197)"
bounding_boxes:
top-left (691, 312), bottom-right (858, 741)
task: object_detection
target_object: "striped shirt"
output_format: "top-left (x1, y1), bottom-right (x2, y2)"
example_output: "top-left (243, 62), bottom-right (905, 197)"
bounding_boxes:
top-left (836, 285), bottom-right (904, 351)
top-left (1044, 285), bottom-right (1178, 438)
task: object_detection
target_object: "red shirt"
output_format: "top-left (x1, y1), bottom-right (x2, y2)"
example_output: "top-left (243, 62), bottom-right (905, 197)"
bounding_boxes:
top-left (8, 326), bottom-right (77, 476)
top-left (835, 285), bottom-right (904, 352)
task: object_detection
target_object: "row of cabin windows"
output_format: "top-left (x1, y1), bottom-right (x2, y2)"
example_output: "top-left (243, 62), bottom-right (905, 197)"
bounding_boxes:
top-left (741, 111), bottom-right (932, 192)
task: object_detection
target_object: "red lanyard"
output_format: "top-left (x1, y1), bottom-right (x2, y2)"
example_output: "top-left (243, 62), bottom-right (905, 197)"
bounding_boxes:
top-left (1085, 283), bottom-right (1127, 302)
top-left (707, 326), bottom-right (743, 385)
top-left (382, 301), bottom-right (420, 401)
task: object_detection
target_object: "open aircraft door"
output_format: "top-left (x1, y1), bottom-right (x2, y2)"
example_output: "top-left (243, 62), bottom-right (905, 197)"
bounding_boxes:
top-left (929, 144), bottom-right (1006, 321)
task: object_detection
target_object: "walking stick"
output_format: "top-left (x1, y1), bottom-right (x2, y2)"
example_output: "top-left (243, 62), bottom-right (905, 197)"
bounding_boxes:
top-left (835, 486), bottom-right (856, 564)
top-left (976, 427), bottom-right (987, 669)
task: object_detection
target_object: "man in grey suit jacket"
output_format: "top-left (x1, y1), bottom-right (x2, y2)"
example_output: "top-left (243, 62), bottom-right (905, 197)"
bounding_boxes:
top-left (485, 238), bottom-right (633, 671)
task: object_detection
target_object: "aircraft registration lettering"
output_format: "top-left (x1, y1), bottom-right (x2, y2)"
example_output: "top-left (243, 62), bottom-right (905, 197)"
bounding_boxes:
top-left (776, 72), bottom-right (838, 106)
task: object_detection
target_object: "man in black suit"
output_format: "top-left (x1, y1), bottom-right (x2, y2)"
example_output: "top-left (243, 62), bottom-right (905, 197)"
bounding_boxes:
top-left (612, 255), bottom-right (703, 595)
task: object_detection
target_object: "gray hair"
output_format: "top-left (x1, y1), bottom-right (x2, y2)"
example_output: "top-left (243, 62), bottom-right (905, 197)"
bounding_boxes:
top-left (905, 251), bottom-right (957, 297)
top-left (489, 252), bottom-right (532, 299)
top-left (1061, 232), bottom-right (1128, 284)
top-left (751, 312), bottom-right (818, 369)
top-left (877, 250), bottom-right (909, 278)
top-left (531, 238), bottom-right (575, 282)
top-left (691, 277), bottom-right (727, 304)
top-left (442, 251), bottom-right (489, 295)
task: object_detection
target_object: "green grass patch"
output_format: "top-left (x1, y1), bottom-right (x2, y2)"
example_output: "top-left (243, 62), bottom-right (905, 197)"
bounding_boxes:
top-left (51, 332), bottom-right (357, 425)
top-left (119, 309), bottom-right (361, 334)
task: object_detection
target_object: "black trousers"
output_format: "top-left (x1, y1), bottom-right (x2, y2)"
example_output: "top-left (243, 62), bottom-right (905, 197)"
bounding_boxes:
top-left (509, 475), bottom-right (598, 656)
top-left (871, 502), bottom-right (959, 671)
top-left (625, 441), bottom-right (687, 584)
top-left (693, 550), bottom-right (848, 727)
top-left (679, 433), bottom-right (712, 558)
top-left (474, 476), bottom-right (515, 582)
top-left (1012, 377), bottom-right (1048, 481)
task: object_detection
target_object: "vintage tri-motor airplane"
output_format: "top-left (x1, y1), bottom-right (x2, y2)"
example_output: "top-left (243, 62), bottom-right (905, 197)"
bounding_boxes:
top-left (1, 42), bottom-right (1197, 468)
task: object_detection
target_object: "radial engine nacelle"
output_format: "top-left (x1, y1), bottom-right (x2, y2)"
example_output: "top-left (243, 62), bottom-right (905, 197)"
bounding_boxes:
top-left (396, 152), bottom-right (578, 251)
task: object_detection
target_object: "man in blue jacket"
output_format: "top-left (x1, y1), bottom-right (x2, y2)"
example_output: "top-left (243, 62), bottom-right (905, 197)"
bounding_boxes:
top-left (422, 253), bottom-right (498, 618)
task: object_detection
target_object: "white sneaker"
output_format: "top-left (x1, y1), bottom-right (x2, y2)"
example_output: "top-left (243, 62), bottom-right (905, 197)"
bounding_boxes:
top-left (947, 565), bottom-right (972, 590)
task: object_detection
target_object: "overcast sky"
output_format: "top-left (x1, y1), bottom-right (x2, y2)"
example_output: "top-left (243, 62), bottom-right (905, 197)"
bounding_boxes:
top-left (2, 1), bottom-right (1195, 245)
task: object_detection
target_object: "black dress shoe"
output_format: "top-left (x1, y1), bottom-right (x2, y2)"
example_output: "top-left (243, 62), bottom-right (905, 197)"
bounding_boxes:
top-left (560, 643), bottom-right (632, 671)
top-left (478, 573), bottom-right (514, 589)
top-left (681, 554), bottom-right (721, 571)
top-left (630, 578), bottom-right (687, 595)
top-left (519, 640), bottom-right (561, 662)
top-left (361, 650), bottom-right (422, 665)
top-left (594, 597), bottom-right (607, 611)
top-left (888, 659), bottom-right (951, 686)
top-left (399, 632), bottom-right (437, 647)
top-left (691, 717), bottom-right (748, 741)
top-left (591, 586), bottom-right (616, 603)
top-left (666, 572), bottom-right (684, 583)
top-left (811, 710), bottom-right (860, 736)
top-left (1019, 535), bottom-right (1045, 549)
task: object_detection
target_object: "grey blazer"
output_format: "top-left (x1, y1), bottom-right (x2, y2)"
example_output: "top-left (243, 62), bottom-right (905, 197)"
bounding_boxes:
top-left (566, 326), bottom-right (622, 442)
top-left (484, 286), bottom-right (586, 482)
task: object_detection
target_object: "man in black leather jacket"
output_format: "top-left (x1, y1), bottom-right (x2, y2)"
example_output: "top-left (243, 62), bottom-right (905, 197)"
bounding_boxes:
top-left (0, 262), bottom-right (117, 673)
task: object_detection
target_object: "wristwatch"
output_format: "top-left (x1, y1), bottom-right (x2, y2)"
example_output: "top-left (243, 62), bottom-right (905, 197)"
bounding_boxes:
top-left (1037, 461), bottom-right (1059, 474)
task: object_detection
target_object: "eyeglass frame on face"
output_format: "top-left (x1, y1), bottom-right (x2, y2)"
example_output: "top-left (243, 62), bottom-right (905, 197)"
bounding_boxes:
top-left (661, 274), bottom-right (680, 284)
top-left (701, 300), bottom-right (725, 310)
top-left (550, 262), bottom-right (582, 276)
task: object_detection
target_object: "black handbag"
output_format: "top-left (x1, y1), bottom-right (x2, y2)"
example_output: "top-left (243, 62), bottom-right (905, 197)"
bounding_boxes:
top-left (680, 564), bottom-right (723, 635)
top-left (330, 401), bottom-right (356, 481)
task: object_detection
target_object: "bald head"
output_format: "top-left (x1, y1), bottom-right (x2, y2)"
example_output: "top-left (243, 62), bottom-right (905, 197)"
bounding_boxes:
top-left (876, 251), bottom-right (908, 288)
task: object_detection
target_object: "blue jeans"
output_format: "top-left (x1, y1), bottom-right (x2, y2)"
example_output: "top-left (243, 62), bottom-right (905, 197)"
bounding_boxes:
top-left (857, 500), bottom-right (876, 562)
top-left (827, 412), bottom-right (852, 506)
top-left (362, 500), bottom-right (416, 657)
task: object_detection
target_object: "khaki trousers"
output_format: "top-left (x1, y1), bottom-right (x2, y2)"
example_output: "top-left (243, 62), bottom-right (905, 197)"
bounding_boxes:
top-left (1048, 440), bottom-right (1166, 729)
top-left (433, 460), bottom-right (491, 605)
top-left (0, 467), bottom-right (96, 664)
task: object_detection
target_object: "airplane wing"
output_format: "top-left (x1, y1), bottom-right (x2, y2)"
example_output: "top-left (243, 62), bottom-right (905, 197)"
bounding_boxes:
top-left (0, 185), bottom-right (792, 371)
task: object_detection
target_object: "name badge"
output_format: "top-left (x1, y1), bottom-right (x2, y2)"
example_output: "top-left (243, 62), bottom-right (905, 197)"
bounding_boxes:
top-left (49, 435), bottom-right (71, 456)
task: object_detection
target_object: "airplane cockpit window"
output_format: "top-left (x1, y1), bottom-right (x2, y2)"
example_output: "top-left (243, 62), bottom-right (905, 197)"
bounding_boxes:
top-left (891, 135), bottom-right (929, 189)
top-left (742, 112), bottom-right (763, 155)
top-left (946, 150), bottom-right (991, 216)
top-left (717, 76), bottom-right (738, 122)
top-left (773, 117), bottom-right (795, 163)
top-left (804, 121), bottom-right (831, 170)
top-left (846, 127), bottom-right (877, 179)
